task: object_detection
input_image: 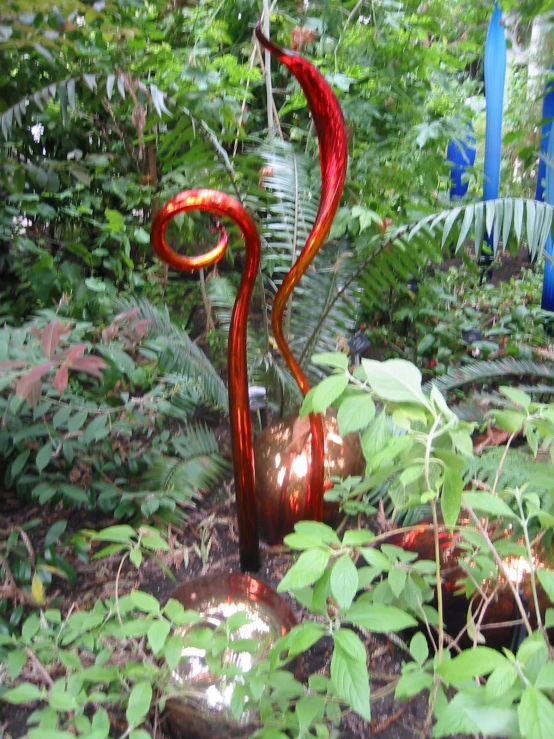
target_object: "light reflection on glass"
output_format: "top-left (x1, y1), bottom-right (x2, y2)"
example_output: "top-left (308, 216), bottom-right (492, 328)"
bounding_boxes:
top-left (165, 574), bottom-right (296, 739)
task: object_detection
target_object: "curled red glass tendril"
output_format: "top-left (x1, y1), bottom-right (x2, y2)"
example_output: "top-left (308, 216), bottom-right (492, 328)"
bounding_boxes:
top-left (255, 22), bottom-right (348, 523)
top-left (151, 23), bottom-right (348, 570)
top-left (151, 191), bottom-right (261, 573)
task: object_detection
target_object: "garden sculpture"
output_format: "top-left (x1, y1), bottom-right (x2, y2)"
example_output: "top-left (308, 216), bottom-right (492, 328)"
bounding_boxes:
top-left (151, 21), bottom-right (348, 572)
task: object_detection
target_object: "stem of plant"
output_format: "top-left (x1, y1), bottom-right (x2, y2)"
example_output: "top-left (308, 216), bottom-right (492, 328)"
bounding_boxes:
top-left (463, 498), bottom-right (533, 635)
top-left (516, 491), bottom-right (543, 631)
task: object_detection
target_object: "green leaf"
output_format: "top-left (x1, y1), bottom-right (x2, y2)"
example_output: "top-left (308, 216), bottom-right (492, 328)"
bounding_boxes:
top-left (330, 555), bottom-right (358, 611)
top-left (409, 632), bottom-right (429, 666)
top-left (293, 521), bottom-right (341, 546)
top-left (486, 662), bottom-right (518, 701)
top-left (36, 442), bottom-right (52, 473)
top-left (499, 386), bottom-right (531, 410)
top-left (493, 409), bottom-right (526, 433)
top-left (518, 685), bottom-right (554, 739)
top-left (346, 599), bottom-right (417, 632)
top-left (278, 548), bottom-right (331, 592)
top-left (296, 695), bottom-right (325, 732)
top-left (164, 634), bottom-right (184, 670)
top-left (438, 647), bottom-right (508, 684)
top-left (275, 622), bottom-right (325, 660)
top-left (361, 359), bottom-right (427, 406)
top-left (441, 466), bottom-right (462, 527)
top-left (93, 525), bottom-right (137, 543)
top-left (388, 566), bottom-right (407, 598)
top-left (312, 375), bottom-right (349, 414)
top-left (537, 570), bottom-right (554, 606)
top-left (130, 590), bottom-right (160, 614)
top-left (312, 353), bottom-right (348, 371)
top-left (331, 630), bottom-right (370, 721)
top-left (395, 669), bottom-right (433, 699)
top-left (337, 394), bottom-right (376, 436)
top-left (147, 618), bottom-right (171, 654)
top-left (7, 649), bottom-right (27, 680)
top-left (44, 520), bottom-right (67, 548)
top-left (342, 529), bottom-right (374, 546)
top-left (105, 208), bottom-right (125, 233)
top-left (126, 680), bottom-right (152, 725)
top-left (535, 662), bottom-right (554, 690)
top-left (462, 492), bottom-right (516, 519)
top-left (2, 682), bottom-right (44, 704)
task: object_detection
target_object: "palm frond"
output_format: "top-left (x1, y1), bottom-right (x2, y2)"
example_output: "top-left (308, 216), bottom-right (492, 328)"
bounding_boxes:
top-left (424, 358), bottom-right (554, 396)
top-left (463, 447), bottom-right (554, 498)
top-left (115, 296), bottom-right (228, 412)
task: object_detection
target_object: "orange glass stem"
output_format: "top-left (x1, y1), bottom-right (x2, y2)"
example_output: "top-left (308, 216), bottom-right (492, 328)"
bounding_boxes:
top-left (255, 23), bottom-right (349, 523)
top-left (151, 190), bottom-right (261, 573)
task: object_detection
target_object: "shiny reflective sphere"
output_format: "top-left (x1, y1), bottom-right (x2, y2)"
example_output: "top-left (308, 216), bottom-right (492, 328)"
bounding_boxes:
top-left (387, 520), bottom-right (554, 648)
top-left (254, 412), bottom-right (365, 544)
top-left (165, 574), bottom-right (296, 738)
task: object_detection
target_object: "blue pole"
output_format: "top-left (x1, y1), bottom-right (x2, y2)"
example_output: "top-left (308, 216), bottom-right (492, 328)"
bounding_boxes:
top-left (448, 127), bottom-right (476, 200)
top-left (537, 64), bottom-right (554, 311)
top-left (483, 2), bottom-right (506, 257)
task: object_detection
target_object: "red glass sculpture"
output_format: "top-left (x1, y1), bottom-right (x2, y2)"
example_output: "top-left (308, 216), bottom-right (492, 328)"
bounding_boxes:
top-left (151, 23), bottom-right (348, 570)
top-left (387, 520), bottom-right (554, 649)
top-left (165, 573), bottom-right (296, 738)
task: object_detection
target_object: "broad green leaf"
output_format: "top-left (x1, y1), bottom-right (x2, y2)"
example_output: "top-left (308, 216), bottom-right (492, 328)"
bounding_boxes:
top-left (346, 599), bottom-right (417, 632)
top-left (493, 409), bottom-right (526, 433)
top-left (518, 685), bottom-right (554, 739)
top-left (337, 393), bottom-right (375, 436)
top-left (7, 649), bottom-right (27, 680)
top-left (93, 525), bottom-right (137, 543)
top-left (438, 647), bottom-right (507, 684)
top-left (312, 375), bottom-right (349, 414)
top-left (388, 566), bottom-right (407, 598)
top-left (462, 492), bottom-right (516, 519)
top-left (293, 521), bottom-right (340, 545)
top-left (126, 680), bottom-right (152, 725)
top-left (409, 632), bottom-right (429, 666)
top-left (535, 662), bottom-right (554, 690)
top-left (395, 669), bottom-right (433, 699)
top-left (361, 359), bottom-right (427, 406)
top-left (499, 386), bottom-right (531, 410)
top-left (330, 555), bottom-right (358, 611)
top-left (2, 682), bottom-right (44, 704)
top-left (274, 622), bottom-right (325, 661)
top-left (296, 695), bottom-right (325, 732)
top-left (342, 529), bottom-right (374, 546)
top-left (44, 520), bottom-right (67, 548)
top-left (537, 570), bottom-right (554, 606)
top-left (278, 548), bottom-right (331, 592)
top-left (331, 631), bottom-right (370, 721)
top-left (36, 442), bottom-right (52, 472)
top-left (441, 466), bottom-right (462, 528)
top-left (312, 353), bottom-right (348, 371)
top-left (164, 635), bottom-right (184, 670)
top-left (130, 590), bottom-right (161, 614)
top-left (486, 662), bottom-right (518, 701)
top-left (147, 618), bottom-right (171, 654)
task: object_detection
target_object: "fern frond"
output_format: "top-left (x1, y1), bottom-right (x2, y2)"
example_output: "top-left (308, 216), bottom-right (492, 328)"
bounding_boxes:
top-left (425, 359), bottom-right (554, 396)
top-left (463, 448), bottom-right (554, 497)
top-left (115, 296), bottom-right (228, 412)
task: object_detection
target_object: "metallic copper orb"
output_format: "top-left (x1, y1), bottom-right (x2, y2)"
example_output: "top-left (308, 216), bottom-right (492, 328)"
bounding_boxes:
top-left (387, 521), bottom-right (554, 648)
top-left (165, 573), bottom-right (296, 738)
top-left (254, 411), bottom-right (364, 544)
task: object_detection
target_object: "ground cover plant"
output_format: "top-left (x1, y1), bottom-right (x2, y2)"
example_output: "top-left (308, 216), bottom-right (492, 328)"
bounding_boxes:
top-left (2, 0), bottom-right (554, 737)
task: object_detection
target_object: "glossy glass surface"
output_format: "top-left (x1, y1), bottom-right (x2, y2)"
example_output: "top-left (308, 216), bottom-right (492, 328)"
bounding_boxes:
top-left (165, 574), bottom-right (296, 738)
top-left (151, 191), bottom-right (261, 572)
top-left (255, 23), bottom-right (348, 524)
top-left (388, 521), bottom-right (554, 648)
top-left (254, 412), bottom-right (364, 544)
top-left (151, 22), bottom-right (349, 570)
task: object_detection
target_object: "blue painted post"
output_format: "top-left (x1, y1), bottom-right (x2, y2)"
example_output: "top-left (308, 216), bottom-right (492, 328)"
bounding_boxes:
top-left (538, 64), bottom-right (554, 311)
top-left (448, 127), bottom-right (476, 201)
top-left (483, 2), bottom-right (507, 262)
